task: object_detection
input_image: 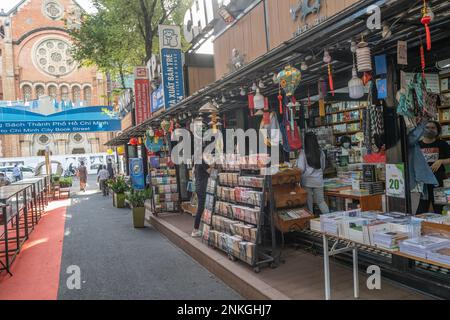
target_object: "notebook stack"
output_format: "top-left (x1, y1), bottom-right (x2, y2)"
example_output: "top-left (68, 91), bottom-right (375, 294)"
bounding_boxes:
top-left (399, 236), bottom-right (450, 259)
top-left (320, 212), bottom-right (345, 236)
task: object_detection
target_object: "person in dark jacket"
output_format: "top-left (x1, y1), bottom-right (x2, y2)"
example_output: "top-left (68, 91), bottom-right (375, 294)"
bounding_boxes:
top-left (191, 160), bottom-right (210, 237)
top-left (106, 158), bottom-right (115, 180)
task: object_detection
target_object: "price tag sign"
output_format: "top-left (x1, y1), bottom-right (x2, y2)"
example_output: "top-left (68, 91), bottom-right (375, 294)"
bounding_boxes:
top-left (386, 164), bottom-right (405, 198)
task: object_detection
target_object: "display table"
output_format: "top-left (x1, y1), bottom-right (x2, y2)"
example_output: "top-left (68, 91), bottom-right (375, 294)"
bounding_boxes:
top-left (325, 191), bottom-right (383, 211)
top-left (0, 184), bottom-right (34, 275)
top-left (321, 232), bottom-right (450, 300)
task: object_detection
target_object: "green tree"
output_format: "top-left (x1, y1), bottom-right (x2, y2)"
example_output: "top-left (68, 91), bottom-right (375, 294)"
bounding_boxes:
top-left (69, 0), bottom-right (191, 88)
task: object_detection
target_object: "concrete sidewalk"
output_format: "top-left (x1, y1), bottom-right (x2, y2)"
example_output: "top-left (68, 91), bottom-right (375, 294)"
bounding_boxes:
top-left (57, 176), bottom-right (241, 300)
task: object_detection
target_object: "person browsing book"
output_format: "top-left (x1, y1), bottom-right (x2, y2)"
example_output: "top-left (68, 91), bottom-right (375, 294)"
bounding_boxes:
top-left (417, 120), bottom-right (450, 214)
top-left (297, 132), bottom-right (330, 215)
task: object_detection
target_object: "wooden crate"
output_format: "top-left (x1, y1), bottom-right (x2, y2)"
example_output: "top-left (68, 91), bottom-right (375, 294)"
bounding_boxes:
top-left (272, 169), bottom-right (301, 185)
top-left (273, 185), bottom-right (307, 209)
top-left (274, 210), bottom-right (314, 233)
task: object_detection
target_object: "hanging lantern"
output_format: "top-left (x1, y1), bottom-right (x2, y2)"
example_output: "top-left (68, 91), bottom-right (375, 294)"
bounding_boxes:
top-left (117, 146), bottom-right (125, 155)
top-left (362, 72), bottom-right (372, 86)
top-left (129, 137), bottom-right (138, 146)
top-left (254, 88), bottom-right (265, 110)
top-left (137, 137), bottom-right (143, 145)
top-left (161, 119), bottom-right (171, 133)
top-left (277, 65), bottom-right (302, 96)
top-left (248, 94), bottom-right (255, 116)
top-left (323, 49), bottom-right (335, 96)
top-left (199, 101), bottom-right (219, 114)
top-left (107, 149), bottom-right (114, 155)
top-left (148, 128), bottom-right (155, 137)
top-left (348, 66), bottom-right (365, 99)
top-left (421, 1), bottom-right (432, 51)
top-left (356, 40), bottom-right (372, 72)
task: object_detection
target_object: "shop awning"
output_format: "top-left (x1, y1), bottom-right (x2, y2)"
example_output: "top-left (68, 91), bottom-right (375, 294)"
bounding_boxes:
top-left (106, 0), bottom-right (450, 146)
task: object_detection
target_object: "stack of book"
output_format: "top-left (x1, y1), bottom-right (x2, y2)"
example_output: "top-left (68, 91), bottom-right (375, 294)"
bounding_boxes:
top-left (399, 236), bottom-right (450, 259)
top-left (427, 245), bottom-right (450, 266)
top-left (415, 213), bottom-right (449, 224)
top-left (373, 231), bottom-right (409, 250)
top-left (320, 212), bottom-right (345, 236)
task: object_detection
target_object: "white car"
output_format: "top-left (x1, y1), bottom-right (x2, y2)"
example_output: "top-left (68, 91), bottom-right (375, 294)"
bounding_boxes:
top-left (0, 166), bottom-right (36, 181)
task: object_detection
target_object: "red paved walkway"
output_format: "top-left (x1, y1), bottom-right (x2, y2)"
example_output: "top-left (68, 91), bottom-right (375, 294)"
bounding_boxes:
top-left (0, 199), bottom-right (68, 300)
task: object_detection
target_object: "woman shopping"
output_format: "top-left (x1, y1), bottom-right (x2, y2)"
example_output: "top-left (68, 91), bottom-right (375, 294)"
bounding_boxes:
top-left (77, 161), bottom-right (88, 192)
top-left (297, 132), bottom-right (330, 215)
top-left (417, 120), bottom-right (450, 214)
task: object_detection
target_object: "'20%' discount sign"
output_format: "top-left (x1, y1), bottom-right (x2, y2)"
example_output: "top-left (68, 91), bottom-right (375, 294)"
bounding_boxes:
top-left (386, 164), bottom-right (405, 199)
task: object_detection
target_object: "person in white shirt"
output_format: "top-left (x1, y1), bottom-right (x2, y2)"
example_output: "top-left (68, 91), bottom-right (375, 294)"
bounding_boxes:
top-left (12, 164), bottom-right (22, 182)
top-left (97, 165), bottom-right (110, 196)
top-left (297, 132), bottom-right (330, 215)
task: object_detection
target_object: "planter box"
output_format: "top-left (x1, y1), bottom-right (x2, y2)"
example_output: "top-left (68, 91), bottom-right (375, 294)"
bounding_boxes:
top-left (132, 206), bottom-right (146, 228)
top-left (113, 193), bottom-right (126, 208)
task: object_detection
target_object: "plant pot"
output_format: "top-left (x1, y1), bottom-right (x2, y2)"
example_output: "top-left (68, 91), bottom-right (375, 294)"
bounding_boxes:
top-left (113, 192), bottom-right (126, 208)
top-left (132, 206), bottom-right (146, 228)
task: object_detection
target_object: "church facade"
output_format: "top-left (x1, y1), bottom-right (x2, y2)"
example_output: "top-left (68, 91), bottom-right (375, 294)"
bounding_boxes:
top-left (0, 0), bottom-right (112, 157)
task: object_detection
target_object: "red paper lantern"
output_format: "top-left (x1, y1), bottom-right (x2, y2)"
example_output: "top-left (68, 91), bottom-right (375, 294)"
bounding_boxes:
top-left (421, 1), bottom-right (432, 51)
top-left (129, 137), bottom-right (138, 146)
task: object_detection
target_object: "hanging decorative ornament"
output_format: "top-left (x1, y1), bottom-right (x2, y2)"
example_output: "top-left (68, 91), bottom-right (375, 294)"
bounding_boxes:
top-left (420, 42), bottom-right (426, 78)
top-left (117, 146), bottom-right (125, 155)
top-left (263, 97), bottom-right (270, 125)
top-left (323, 49), bottom-right (334, 97)
top-left (251, 82), bottom-right (258, 92)
top-left (350, 41), bottom-right (357, 54)
top-left (161, 119), bottom-right (171, 133)
top-left (278, 90), bottom-right (283, 114)
top-left (349, 53), bottom-right (365, 99)
top-left (248, 93), bottom-right (255, 116)
top-left (356, 38), bottom-right (372, 72)
top-left (107, 149), bottom-right (114, 155)
top-left (318, 78), bottom-right (325, 117)
top-left (276, 65), bottom-right (302, 96)
top-left (240, 87), bottom-right (247, 96)
top-left (258, 80), bottom-right (266, 89)
top-left (129, 137), bottom-right (138, 146)
top-left (362, 72), bottom-right (372, 86)
top-left (169, 119), bottom-right (174, 133)
top-left (301, 60), bottom-right (308, 71)
top-left (421, 0), bottom-right (432, 51)
top-left (221, 95), bottom-right (227, 103)
top-left (199, 101), bottom-right (219, 114)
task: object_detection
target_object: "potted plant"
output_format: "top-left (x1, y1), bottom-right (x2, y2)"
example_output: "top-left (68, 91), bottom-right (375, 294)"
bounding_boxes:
top-left (126, 189), bottom-right (152, 228)
top-left (58, 177), bottom-right (72, 198)
top-left (109, 177), bottom-right (130, 208)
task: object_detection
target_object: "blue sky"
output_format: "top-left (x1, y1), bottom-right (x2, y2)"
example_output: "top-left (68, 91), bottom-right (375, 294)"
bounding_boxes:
top-left (1, 0), bottom-right (96, 13)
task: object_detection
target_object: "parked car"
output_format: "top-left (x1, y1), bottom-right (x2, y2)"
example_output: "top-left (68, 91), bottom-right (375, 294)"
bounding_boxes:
top-left (0, 166), bottom-right (35, 180)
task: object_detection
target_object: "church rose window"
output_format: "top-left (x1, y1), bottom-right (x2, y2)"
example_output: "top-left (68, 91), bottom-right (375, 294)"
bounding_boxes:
top-left (35, 39), bottom-right (76, 77)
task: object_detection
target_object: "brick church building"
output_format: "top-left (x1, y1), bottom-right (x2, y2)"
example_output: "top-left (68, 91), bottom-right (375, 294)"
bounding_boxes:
top-left (0, 0), bottom-right (112, 157)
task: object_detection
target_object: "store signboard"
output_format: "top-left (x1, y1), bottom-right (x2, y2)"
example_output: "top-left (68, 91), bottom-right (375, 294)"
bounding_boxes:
top-left (159, 25), bottom-right (185, 110)
top-left (0, 99), bottom-right (120, 135)
top-left (386, 164), bottom-right (405, 199)
top-left (183, 0), bottom-right (217, 44)
top-left (134, 67), bottom-right (151, 125)
top-left (129, 158), bottom-right (145, 190)
top-left (151, 85), bottom-right (165, 114)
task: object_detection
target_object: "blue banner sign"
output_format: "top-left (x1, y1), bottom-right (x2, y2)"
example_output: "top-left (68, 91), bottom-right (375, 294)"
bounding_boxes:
top-left (0, 99), bottom-right (121, 135)
top-left (129, 158), bottom-right (145, 190)
top-left (161, 48), bottom-right (185, 109)
top-left (151, 85), bottom-right (165, 114)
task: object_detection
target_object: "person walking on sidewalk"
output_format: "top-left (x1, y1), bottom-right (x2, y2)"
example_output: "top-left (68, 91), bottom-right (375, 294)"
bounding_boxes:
top-left (297, 132), bottom-right (330, 215)
top-left (191, 159), bottom-right (210, 237)
top-left (107, 158), bottom-right (115, 180)
top-left (77, 161), bottom-right (88, 192)
top-left (97, 165), bottom-right (110, 196)
top-left (12, 164), bottom-right (22, 182)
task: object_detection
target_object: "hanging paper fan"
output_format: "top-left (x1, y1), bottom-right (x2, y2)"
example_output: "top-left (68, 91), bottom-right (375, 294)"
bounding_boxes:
top-left (277, 65), bottom-right (302, 96)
